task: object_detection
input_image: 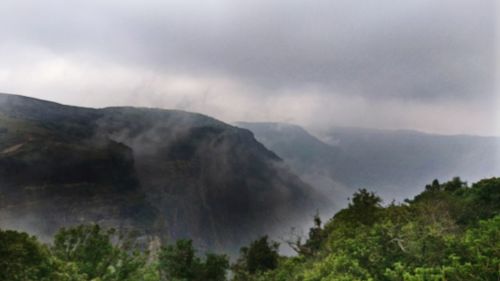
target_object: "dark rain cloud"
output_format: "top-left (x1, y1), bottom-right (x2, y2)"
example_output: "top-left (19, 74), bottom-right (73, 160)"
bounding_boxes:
top-left (0, 0), bottom-right (497, 135)
top-left (1, 0), bottom-right (495, 101)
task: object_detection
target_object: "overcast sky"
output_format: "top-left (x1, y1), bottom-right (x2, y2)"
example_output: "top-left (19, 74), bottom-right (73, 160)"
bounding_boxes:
top-left (0, 0), bottom-right (498, 136)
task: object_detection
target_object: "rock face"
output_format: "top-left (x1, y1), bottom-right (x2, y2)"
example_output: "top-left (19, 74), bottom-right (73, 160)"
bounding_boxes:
top-left (0, 94), bottom-right (322, 254)
top-left (235, 122), bottom-right (347, 214)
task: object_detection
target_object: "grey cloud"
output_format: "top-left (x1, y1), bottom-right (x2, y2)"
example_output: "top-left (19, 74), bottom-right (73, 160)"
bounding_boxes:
top-left (0, 0), bottom-right (495, 102)
top-left (0, 0), bottom-right (498, 137)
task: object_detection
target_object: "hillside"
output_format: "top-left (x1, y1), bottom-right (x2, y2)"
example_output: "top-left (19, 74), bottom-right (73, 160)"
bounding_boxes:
top-left (235, 122), bottom-right (347, 211)
top-left (0, 94), bottom-right (323, 253)
top-left (237, 122), bottom-right (500, 205)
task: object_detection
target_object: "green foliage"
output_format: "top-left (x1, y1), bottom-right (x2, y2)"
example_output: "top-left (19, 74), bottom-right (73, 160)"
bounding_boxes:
top-left (331, 189), bottom-right (382, 226)
top-left (461, 215), bottom-right (500, 280)
top-left (203, 253), bottom-right (230, 281)
top-left (51, 224), bottom-right (148, 281)
top-left (0, 229), bottom-right (53, 281)
top-left (159, 239), bottom-right (229, 281)
top-left (52, 225), bottom-right (115, 278)
top-left (159, 239), bottom-right (198, 281)
top-left (303, 253), bottom-right (374, 281)
top-left (247, 177), bottom-right (500, 281)
top-left (232, 236), bottom-right (280, 280)
top-left (294, 214), bottom-right (326, 257)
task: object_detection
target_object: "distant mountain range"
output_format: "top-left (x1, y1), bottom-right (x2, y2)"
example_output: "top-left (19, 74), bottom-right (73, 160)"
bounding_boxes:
top-left (236, 122), bottom-right (500, 207)
top-left (0, 94), bottom-right (324, 255)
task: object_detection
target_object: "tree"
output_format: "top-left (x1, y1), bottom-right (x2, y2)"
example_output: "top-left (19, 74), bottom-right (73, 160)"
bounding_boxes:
top-left (51, 224), bottom-right (146, 281)
top-left (284, 213), bottom-right (325, 256)
top-left (0, 229), bottom-right (53, 281)
top-left (158, 239), bottom-right (229, 281)
top-left (461, 215), bottom-right (500, 280)
top-left (443, 177), bottom-right (466, 192)
top-left (303, 253), bottom-right (374, 281)
top-left (159, 239), bottom-right (198, 281)
top-left (202, 253), bottom-right (230, 281)
top-left (425, 179), bottom-right (440, 192)
top-left (333, 189), bottom-right (382, 226)
top-left (303, 214), bottom-right (325, 255)
top-left (232, 236), bottom-right (280, 280)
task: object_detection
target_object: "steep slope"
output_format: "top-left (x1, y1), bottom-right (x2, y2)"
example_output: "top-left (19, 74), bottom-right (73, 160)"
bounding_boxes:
top-left (237, 122), bottom-right (500, 205)
top-left (235, 122), bottom-right (336, 172)
top-left (0, 95), bottom-right (155, 239)
top-left (235, 122), bottom-right (350, 211)
top-left (0, 94), bottom-right (322, 253)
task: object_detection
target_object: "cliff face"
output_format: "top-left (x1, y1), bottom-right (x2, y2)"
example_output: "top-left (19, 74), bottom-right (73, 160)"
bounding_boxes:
top-left (0, 95), bottom-right (156, 240)
top-left (0, 94), bottom-right (321, 253)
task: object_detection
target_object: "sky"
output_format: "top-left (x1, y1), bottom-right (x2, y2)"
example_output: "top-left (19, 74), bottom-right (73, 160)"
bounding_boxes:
top-left (0, 0), bottom-right (498, 136)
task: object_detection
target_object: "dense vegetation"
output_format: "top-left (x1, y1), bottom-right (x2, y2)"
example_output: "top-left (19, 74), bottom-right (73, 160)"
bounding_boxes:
top-left (1, 177), bottom-right (499, 281)
top-left (245, 177), bottom-right (500, 281)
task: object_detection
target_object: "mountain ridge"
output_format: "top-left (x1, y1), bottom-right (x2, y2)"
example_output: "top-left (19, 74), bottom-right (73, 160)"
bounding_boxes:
top-left (237, 121), bottom-right (500, 206)
top-left (0, 93), bottom-right (323, 254)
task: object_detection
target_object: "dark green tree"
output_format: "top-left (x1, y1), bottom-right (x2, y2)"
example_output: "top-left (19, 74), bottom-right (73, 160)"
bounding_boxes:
top-left (201, 253), bottom-right (230, 281)
top-left (159, 239), bottom-right (198, 281)
top-left (302, 213), bottom-right (325, 255)
top-left (158, 239), bottom-right (229, 281)
top-left (232, 235), bottom-right (280, 280)
top-left (443, 177), bottom-right (466, 192)
top-left (333, 188), bottom-right (383, 226)
top-left (0, 229), bottom-right (53, 281)
top-left (425, 179), bottom-right (441, 192)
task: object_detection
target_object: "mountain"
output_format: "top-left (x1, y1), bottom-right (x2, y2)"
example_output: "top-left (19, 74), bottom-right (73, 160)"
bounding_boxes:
top-left (236, 122), bottom-right (500, 205)
top-left (234, 122), bottom-right (348, 213)
top-left (0, 94), bottom-right (324, 254)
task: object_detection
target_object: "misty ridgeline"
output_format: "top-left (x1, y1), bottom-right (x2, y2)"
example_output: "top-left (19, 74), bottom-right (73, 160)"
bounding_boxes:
top-left (0, 94), bottom-right (499, 281)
